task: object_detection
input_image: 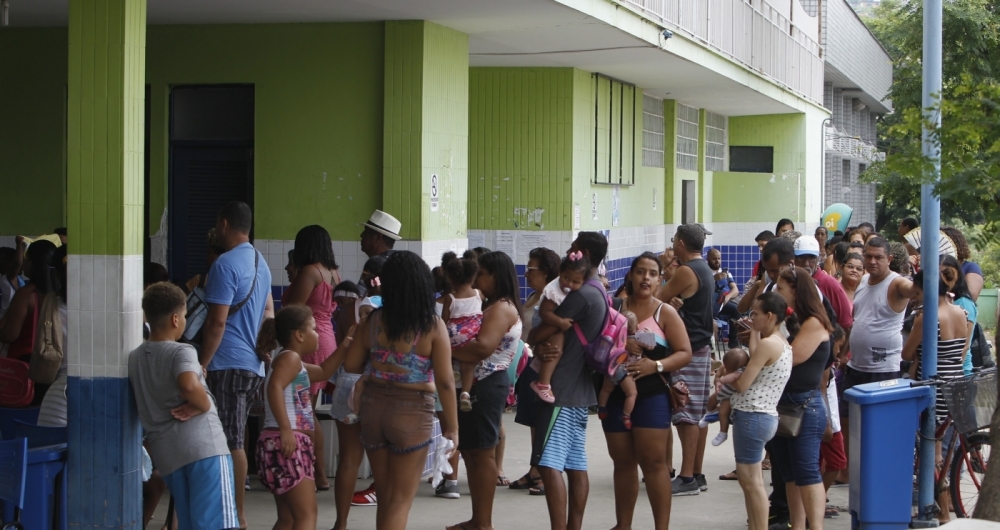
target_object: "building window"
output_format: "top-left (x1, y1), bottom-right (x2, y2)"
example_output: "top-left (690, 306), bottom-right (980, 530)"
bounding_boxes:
top-left (593, 74), bottom-right (637, 185)
top-left (642, 95), bottom-right (664, 168)
top-left (705, 111), bottom-right (727, 172)
top-left (676, 103), bottom-right (699, 171)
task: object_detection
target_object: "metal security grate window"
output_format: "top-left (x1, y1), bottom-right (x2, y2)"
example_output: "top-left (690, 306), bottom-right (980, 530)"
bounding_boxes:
top-left (642, 95), bottom-right (664, 168)
top-left (705, 111), bottom-right (727, 172)
top-left (676, 104), bottom-right (699, 171)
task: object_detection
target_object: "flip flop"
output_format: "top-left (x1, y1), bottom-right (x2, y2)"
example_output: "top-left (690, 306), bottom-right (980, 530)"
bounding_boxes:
top-left (509, 473), bottom-right (540, 490)
top-left (529, 485), bottom-right (546, 496)
top-left (719, 470), bottom-right (738, 480)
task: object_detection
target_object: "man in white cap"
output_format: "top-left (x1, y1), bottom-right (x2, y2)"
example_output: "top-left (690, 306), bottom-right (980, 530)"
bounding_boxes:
top-left (793, 236), bottom-right (853, 335)
top-left (359, 209), bottom-right (402, 259)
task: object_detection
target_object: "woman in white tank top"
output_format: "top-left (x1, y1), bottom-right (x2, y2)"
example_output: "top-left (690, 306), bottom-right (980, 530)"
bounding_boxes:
top-left (728, 292), bottom-right (793, 530)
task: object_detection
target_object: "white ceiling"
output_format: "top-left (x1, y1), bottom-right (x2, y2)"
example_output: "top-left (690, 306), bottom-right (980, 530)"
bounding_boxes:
top-left (8, 0), bottom-right (800, 116)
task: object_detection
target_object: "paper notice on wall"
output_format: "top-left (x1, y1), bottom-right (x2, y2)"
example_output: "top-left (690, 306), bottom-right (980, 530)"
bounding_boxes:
top-left (496, 231), bottom-right (516, 257)
top-left (574, 204), bottom-right (581, 229)
top-left (519, 233), bottom-right (548, 257)
top-left (467, 232), bottom-right (486, 250)
top-left (653, 188), bottom-right (657, 211)
top-left (591, 194), bottom-right (598, 221)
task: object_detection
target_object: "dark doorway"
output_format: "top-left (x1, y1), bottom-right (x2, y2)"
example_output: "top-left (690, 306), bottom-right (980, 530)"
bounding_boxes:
top-left (168, 85), bottom-right (254, 283)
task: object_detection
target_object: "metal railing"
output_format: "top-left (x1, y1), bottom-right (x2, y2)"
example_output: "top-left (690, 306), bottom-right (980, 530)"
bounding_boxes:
top-left (619, 0), bottom-right (825, 104)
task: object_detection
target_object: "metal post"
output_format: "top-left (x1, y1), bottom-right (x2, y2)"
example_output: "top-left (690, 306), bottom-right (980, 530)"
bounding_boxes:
top-left (914, 0), bottom-right (942, 525)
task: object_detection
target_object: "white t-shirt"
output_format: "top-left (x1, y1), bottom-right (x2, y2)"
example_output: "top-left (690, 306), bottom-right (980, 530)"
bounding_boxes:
top-left (541, 278), bottom-right (569, 306)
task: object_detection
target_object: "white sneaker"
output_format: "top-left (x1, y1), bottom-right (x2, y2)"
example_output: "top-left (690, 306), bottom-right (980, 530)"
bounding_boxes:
top-left (711, 431), bottom-right (729, 446)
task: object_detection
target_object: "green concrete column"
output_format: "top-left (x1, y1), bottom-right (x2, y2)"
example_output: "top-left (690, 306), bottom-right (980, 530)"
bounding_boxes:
top-left (66, 1), bottom-right (146, 528)
top-left (383, 20), bottom-right (469, 245)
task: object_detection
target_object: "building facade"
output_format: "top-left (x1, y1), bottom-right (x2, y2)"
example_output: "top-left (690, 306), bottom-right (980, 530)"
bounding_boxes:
top-left (0, 1), bottom-right (891, 525)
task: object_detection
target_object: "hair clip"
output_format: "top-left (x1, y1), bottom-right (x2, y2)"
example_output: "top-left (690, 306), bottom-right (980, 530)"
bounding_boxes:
top-left (785, 307), bottom-right (794, 317)
top-left (371, 276), bottom-right (381, 287)
top-left (569, 251), bottom-right (583, 261)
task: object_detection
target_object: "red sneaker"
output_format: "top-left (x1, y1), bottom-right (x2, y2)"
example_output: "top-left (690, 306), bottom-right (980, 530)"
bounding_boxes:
top-left (351, 484), bottom-right (377, 506)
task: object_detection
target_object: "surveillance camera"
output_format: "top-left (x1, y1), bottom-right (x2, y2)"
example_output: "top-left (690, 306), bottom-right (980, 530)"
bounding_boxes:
top-left (663, 29), bottom-right (673, 39)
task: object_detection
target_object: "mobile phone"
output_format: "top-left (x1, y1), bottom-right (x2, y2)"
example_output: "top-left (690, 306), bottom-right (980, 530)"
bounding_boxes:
top-left (633, 331), bottom-right (657, 349)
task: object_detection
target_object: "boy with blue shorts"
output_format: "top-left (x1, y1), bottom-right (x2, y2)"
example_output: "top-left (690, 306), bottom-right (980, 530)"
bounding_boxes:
top-left (129, 282), bottom-right (237, 530)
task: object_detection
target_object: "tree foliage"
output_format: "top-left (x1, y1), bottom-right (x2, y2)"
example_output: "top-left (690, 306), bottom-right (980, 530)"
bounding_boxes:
top-left (861, 0), bottom-right (1000, 235)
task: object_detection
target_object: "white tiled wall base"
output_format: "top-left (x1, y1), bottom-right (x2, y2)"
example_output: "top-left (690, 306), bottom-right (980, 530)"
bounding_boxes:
top-left (0, 236), bottom-right (15, 248)
top-left (67, 255), bottom-right (144, 379)
top-left (254, 238), bottom-right (469, 288)
top-left (467, 225), bottom-right (670, 266)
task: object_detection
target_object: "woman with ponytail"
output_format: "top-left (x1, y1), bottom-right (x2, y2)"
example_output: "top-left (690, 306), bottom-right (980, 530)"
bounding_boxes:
top-left (772, 266), bottom-right (833, 530)
top-left (901, 259), bottom-right (968, 521)
top-left (728, 292), bottom-right (792, 530)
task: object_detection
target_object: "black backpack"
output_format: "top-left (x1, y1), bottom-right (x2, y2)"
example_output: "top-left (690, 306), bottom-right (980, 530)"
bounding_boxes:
top-left (969, 322), bottom-right (995, 369)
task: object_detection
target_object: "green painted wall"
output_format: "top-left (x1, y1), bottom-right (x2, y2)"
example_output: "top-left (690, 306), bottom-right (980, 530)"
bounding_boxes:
top-left (383, 21), bottom-right (469, 241)
top-left (67, 0), bottom-right (146, 256)
top-left (0, 29), bottom-right (68, 236)
top-left (468, 67), bottom-right (574, 231)
top-left (713, 113), bottom-right (807, 222)
top-left (572, 69), bottom-right (660, 230)
top-left (146, 23), bottom-right (385, 241)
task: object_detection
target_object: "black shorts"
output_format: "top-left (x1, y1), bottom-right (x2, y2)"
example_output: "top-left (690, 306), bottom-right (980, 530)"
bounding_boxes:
top-left (514, 365), bottom-right (539, 428)
top-left (457, 370), bottom-right (509, 451)
top-left (838, 366), bottom-right (900, 417)
top-left (206, 369), bottom-right (263, 450)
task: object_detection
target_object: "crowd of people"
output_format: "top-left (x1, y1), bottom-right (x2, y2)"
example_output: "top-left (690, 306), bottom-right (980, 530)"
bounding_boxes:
top-left (1, 207), bottom-right (990, 530)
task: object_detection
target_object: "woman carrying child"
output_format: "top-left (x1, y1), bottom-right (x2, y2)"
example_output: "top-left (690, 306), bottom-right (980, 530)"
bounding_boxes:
top-left (255, 305), bottom-right (353, 530)
top-left (602, 252), bottom-right (693, 530)
top-left (728, 292), bottom-right (792, 530)
top-left (341, 251), bottom-right (459, 530)
top-left (530, 251), bottom-right (591, 402)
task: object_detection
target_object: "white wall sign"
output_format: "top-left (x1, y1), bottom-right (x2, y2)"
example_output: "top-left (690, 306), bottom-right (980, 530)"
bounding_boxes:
top-left (592, 194), bottom-right (598, 221)
top-left (653, 188), bottom-right (657, 211)
top-left (430, 174), bottom-right (439, 212)
top-left (574, 204), bottom-right (581, 229)
top-left (612, 185), bottom-right (620, 227)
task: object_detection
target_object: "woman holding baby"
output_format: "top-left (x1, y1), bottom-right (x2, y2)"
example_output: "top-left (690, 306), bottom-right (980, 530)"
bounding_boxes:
top-left (603, 252), bottom-right (692, 530)
top-left (727, 291), bottom-right (793, 530)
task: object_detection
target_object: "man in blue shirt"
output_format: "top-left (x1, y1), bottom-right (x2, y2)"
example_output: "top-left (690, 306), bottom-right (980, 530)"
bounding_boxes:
top-left (199, 201), bottom-right (273, 529)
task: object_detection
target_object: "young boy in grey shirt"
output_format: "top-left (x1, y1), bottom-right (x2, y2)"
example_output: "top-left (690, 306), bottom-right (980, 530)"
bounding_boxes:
top-left (128, 282), bottom-right (236, 530)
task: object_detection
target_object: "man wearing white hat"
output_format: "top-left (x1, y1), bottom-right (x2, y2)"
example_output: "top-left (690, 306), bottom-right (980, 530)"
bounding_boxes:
top-left (359, 209), bottom-right (402, 259)
top-left (793, 236), bottom-right (853, 335)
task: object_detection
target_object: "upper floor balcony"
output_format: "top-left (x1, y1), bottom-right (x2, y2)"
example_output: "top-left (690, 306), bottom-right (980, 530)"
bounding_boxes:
top-left (618, 0), bottom-right (825, 105)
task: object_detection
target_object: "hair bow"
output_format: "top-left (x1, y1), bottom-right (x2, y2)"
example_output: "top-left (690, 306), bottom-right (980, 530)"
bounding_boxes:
top-left (785, 307), bottom-right (794, 317)
top-left (568, 251), bottom-right (583, 261)
top-left (371, 276), bottom-right (381, 287)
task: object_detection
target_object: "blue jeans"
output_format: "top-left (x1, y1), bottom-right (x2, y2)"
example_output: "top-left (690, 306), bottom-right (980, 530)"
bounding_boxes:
top-left (770, 390), bottom-right (827, 486)
top-left (731, 409), bottom-right (779, 464)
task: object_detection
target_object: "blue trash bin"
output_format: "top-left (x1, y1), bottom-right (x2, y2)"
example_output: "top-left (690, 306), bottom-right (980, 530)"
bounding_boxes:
top-left (844, 379), bottom-right (934, 530)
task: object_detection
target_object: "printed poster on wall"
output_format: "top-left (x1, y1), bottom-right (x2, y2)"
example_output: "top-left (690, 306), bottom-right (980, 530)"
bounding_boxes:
top-left (496, 231), bottom-right (515, 257)
top-left (592, 194), bottom-right (598, 221)
top-left (612, 185), bottom-right (620, 227)
top-left (574, 204), bottom-right (581, 229)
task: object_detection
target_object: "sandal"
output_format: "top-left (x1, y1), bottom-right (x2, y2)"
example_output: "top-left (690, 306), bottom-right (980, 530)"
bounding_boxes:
top-left (719, 470), bottom-right (738, 480)
top-left (509, 473), bottom-right (540, 490)
top-left (761, 458), bottom-right (772, 470)
top-left (529, 484), bottom-right (546, 496)
top-left (530, 382), bottom-right (556, 404)
top-left (496, 475), bottom-right (510, 486)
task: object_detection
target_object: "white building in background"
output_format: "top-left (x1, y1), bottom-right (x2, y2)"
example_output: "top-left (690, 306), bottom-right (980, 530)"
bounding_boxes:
top-left (822, 0), bottom-right (893, 226)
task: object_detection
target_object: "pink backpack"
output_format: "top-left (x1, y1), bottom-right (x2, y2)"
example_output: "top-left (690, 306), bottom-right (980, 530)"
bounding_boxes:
top-left (573, 279), bottom-right (629, 377)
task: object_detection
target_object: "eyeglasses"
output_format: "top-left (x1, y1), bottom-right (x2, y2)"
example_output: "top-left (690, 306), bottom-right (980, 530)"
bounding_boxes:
top-left (526, 267), bottom-right (540, 272)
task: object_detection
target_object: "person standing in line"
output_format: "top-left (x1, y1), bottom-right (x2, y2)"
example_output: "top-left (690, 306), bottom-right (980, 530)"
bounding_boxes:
top-left (776, 219), bottom-right (795, 238)
top-left (199, 201), bottom-right (274, 529)
top-left (792, 237), bottom-right (853, 360)
top-left (357, 210), bottom-right (401, 297)
top-left (657, 223), bottom-right (716, 496)
top-left (280, 224), bottom-right (342, 491)
top-left (839, 237), bottom-right (916, 476)
top-left (526, 232), bottom-right (608, 530)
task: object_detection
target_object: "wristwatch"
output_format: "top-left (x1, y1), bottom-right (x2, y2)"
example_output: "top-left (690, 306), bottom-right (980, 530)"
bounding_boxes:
top-left (656, 360), bottom-right (664, 373)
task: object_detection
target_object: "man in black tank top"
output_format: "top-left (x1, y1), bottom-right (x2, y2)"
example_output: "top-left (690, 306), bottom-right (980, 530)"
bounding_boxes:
top-left (657, 223), bottom-right (716, 495)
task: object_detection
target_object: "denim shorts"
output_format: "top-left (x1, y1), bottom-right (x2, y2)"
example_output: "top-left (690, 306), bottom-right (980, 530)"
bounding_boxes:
top-left (359, 382), bottom-right (436, 454)
top-left (770, 390), bottom-right (828, 486)
top-left (731, 409), bottom-right (779, 464)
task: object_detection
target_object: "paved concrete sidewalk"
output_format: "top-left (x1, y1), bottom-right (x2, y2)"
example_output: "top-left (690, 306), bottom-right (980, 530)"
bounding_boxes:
top-left (151, 412), bottom-right (850, 529)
